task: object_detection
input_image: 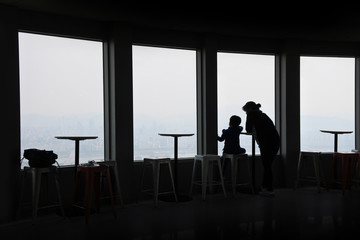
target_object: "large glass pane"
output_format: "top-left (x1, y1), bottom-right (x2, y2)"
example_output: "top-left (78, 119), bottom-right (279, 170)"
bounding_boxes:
top-left (217, 52), bottom-right (275, 154)
top-left (133, 45), bottom-right (197, 161)
top-left (19, 32), bottom-right (104, 167)
top-left (300, 56), bottom-right (355, 152)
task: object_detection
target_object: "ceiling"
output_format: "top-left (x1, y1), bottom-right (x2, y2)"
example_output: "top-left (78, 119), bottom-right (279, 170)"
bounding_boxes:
top-left (0, 1), bottom-right (357, 25)
top-left (1, 1), bottom-right (360, 41)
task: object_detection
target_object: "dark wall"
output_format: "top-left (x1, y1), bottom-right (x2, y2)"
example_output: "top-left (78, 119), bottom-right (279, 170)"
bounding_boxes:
top-left (0, 7), bottom-right (21, 222)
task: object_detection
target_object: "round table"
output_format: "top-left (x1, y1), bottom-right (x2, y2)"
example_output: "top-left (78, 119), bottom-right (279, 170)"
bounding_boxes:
top-left (55, 136), bottom-right (98, 176)
top-left (158, 133), bottom-right (194, 201)
top-left (319, 130), bottom-right (353, 152)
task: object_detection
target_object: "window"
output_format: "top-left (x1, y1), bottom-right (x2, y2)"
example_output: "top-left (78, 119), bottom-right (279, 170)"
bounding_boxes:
top-left (300, 56), bottom-right (355, 152)
top-left (19, 32), bottom-right (104, 167)
top-left (217, 52), bottom-right (275, 154)
top-left (133, 45), bottom-right (197, 161)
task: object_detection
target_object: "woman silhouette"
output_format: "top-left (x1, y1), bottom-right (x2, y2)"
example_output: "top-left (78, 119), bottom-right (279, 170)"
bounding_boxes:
top-left (242, 101), bottom-right (280, 197)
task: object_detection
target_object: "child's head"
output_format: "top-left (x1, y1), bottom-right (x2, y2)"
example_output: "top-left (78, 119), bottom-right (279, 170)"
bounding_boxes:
top-left (229, 115), bottom-right (241, 127)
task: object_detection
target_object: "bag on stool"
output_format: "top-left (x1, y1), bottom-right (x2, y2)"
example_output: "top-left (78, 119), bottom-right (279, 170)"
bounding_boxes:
top-left (23, 148), bottom-right (58, 167)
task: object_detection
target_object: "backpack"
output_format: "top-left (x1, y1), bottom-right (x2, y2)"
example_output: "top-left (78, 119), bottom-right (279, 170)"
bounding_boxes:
top-left (23, 148), bottom-right (58, 167)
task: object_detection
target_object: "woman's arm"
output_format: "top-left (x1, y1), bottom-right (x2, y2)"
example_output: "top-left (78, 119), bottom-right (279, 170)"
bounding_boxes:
top-left (245, 115), bottom-right (253, 133)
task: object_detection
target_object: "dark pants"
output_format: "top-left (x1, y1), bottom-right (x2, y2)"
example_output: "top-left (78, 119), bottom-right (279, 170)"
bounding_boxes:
top-left (260, 145), bottom-right (279, 192)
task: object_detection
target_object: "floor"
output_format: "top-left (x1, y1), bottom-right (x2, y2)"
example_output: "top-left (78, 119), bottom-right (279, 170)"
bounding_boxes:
top-left (1, 187), bottom-right (360, 240)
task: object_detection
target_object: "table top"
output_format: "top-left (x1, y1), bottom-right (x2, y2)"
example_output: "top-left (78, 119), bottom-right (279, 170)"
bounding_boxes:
top-left (158, 133), bottom-right (194, 137)
top-left (240, 132), bottom-right (253, 136)
top-left (320, 130), bottom-right (353, 134)
top-left (55, 136), bottom-right (98, 141)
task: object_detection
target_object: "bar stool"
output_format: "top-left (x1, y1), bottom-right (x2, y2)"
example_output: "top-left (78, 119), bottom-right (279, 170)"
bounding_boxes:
top-left (294, 151), bottom-right (327, 193)
top-left (73, 164), bottom-right (117, 224)
top-left (139, 158), bottom-right (178, 207)
top-left (329, 152), bottom-right (359, 194)
top-left (95, 159), bottom-right (124, 208)
top-left (189, 154), bottom-right (227, 201)
top-left (18, 166), bottom-right (64, 220)
top-left (222, 153), bottom-right (254, 196)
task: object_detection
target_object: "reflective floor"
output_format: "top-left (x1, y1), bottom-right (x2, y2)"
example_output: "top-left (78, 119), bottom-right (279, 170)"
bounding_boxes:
top-left (1, 187), bottom-right (360, 239)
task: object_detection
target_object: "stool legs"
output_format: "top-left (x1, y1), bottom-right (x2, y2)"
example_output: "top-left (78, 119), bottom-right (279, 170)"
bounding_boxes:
top-left (53, 170), bottom-right (65, 217)
top-left (111, 165), bottom-right (124, 207)
top-left (330, 153), bottom-right (360, 194)
top-left (18, 167), bottom-right (64, 221)
top-left (223, 154), bottom-right (253, 196)
top-left (313, 155), bottom-right (322, 192)
top-left (229, 157), bottom-right (237, 196)
top-left (73, 166), bottom-right (117, 224)
top-left (201, 158), bottom-right (208, 200)
top-left (101, 160), bottom-right (124, 207)
top-left (216, 157), bottom-right (227, 198)
top-left (151, 161), bottom-right (178, 207)
top-left (167, 161), bottom-right (178, 203)
top-left (32, 170), bottom-right (42, 220)
top-left (295, 151), bottom-right (325, 193)
top-left (189, 159), bottom-right (197, 196)
top-left (341, 158), bottom-right (350, 193)
top-left (31, 169), bottom-right (64, 220)
top-left (152, 161), bottom-right (160, 207)
top-left (96, 169), bottom-right (116, 218)
top-left (84, 170), bottom-right (93, 223)
top-left (104, 168), bottom-right (117, 218)
top-left (139, 158), bottom-right (178, 207)
top-left (245, 157), bottom-right (254, 194)
top-left (190, 155), bottom-right (227, 201)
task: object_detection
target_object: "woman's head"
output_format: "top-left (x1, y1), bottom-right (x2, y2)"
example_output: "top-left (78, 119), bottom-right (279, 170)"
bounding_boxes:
top-left (242, 101), bottom-right (261, 112)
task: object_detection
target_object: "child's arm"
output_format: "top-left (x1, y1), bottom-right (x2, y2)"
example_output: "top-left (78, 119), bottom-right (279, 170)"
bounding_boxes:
top-left (217, 129), bottom-right (226, 142)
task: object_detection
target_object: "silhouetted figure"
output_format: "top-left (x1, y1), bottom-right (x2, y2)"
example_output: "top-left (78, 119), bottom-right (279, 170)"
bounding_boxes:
top-left (218, 115), bottom-right (246, 173)
top-left (242, 101), bottom-right (280, 197)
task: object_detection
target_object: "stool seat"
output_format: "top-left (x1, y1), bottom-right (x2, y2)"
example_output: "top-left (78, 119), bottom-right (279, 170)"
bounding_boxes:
top-left (139, 158), bottom-right (178, 207)
top-left (73, 164), bottom-right (117, 223)
top-left (222, 153), bottom-right (253, 196)
top-left (18, 166), bottom-right (64, 220)
top-left (294, 151), bottom-right (327, 192)
top-left (329, 152), bottom-right (359, 194)
top-left (190, 154), bottom-right (227, 200)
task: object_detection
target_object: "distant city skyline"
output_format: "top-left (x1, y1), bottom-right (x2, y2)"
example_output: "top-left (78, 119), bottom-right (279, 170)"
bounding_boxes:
top-left (20, 112), bottom-right (354, 166)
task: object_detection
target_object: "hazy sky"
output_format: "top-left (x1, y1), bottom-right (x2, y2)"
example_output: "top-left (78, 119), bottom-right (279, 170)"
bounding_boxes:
top-left (132, 45), bottom-right (196, 118)
top-left (19, 32), bottom-right (103, 116)
top-left (19, 32), bottom-right (354, 121)
top-left (301, 56), bottom-right (354, 120)
top-left (217, 52), bottom-right (275, 131)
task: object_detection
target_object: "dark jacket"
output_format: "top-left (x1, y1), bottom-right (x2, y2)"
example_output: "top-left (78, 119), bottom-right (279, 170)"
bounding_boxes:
top-left (245, 110), bottom-right (280, 154)
top-left (218, 126), bottom-right (246, 154)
